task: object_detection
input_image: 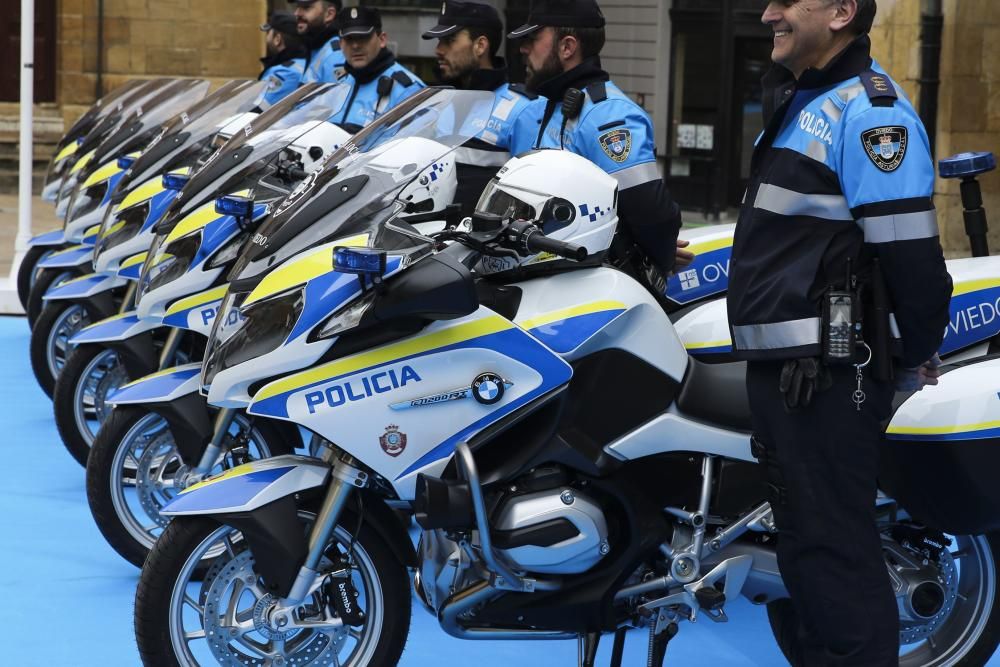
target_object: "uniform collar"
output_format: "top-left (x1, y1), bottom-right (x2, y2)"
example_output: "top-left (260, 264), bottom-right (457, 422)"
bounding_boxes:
top-left (464, 64), bottom-right (508, 92)
top-left (303, 23), bottom-right (340, 53)
top-left (259, 44), bottom-right (308, 73)
top-left (344, 48), bottom-right (396, 84)
top-left (535, 56), bottom-right (609, 102)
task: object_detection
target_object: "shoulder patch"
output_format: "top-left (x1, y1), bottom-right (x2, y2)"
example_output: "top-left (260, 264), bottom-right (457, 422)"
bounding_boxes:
top-left (861, 126), bottom-right (908, 172)
top-left (508, 83), bottom-right (538, 100)
top-left (598, 128), bottom-right (632, 163)
top-left (859, 70), bottom-right (897, 107)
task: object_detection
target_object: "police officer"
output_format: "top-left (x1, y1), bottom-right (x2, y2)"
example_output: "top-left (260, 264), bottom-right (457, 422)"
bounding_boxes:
top-left (508, 0), bottom-right (685, 282)
top-left (289, 0), bottom-right (346, 84)
top-left (727, 1), bottom-right (952, 664)
top-left (334, 6), bottom-right (426, 133)
top-left (258, 12), bottom-right (308, 110)
top-left (421, 0), bottom-right (536, 216)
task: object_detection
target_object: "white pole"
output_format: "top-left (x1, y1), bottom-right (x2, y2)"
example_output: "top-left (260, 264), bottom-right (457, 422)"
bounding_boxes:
top-left (1, 0), bottom-right (35, 314)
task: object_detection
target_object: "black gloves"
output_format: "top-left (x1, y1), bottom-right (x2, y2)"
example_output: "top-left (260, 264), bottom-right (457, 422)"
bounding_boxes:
top-left (779, 358), bottom-right (832, 411)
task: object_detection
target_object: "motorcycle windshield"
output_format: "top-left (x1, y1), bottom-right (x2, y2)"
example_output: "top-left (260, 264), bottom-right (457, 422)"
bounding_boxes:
top-left (75, 78), bottom-right (186, 161)
top-left (158, 83), bottom-right (349, 227)
top-left (114, 79), bottom-right (265, 197)
top-left (228, 87), bottom-right (495, 286)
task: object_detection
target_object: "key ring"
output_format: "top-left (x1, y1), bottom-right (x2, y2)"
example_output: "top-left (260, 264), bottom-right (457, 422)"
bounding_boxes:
top-left (855, 342), bottom-right (872, 369)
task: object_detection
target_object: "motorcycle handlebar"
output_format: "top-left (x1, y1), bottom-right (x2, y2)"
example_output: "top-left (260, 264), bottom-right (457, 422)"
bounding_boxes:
top-left (524, 229), bottom-right (588, 262)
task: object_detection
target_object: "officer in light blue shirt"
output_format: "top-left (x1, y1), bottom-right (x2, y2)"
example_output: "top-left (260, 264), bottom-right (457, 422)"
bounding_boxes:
top-left (257, 12), bottom-right (308, 110)
top-left (289, 0), bottom-right (346, 84)
top-left (421, 0), bottom-right (537, 216)
top-left (334, 7), bottom-right (425, 133)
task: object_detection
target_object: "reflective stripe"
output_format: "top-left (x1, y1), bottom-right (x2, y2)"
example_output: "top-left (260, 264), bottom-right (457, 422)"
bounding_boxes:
top-left (453, 146), bottom-right (510, 168)
top-left (613, 162), bottom-right (661, 190)
top-left (805, 140), bottom-right (827, 163)
top-left (889, 313), bottom-right (901, 339)
top-left (860, 210), bottom-right (939, 243)
top-left (754, 183), bottom-right (853, 221)
top-left (820, 97), bottom-right (843, 123)
top-left (732, 317), bottom-right (821, 350)
top-left (837, 82), bottom-right (865, 103)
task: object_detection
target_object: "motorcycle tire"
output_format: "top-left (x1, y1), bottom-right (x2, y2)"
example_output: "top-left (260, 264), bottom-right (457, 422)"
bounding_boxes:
top-left (29, 300), bottom-right (90, 399)
top-left (53, 343), bottom-right (131, 467)
top-left (26, 265), bottom-right (83, 329)
top-left (87, 405), bottom-right (296, 568)
top-left (766, 532), bottom-right (1000, 666)
top-left (135, 512), bottom-right (410, 667)
top-left (16, 245), bottom-right (54, 312)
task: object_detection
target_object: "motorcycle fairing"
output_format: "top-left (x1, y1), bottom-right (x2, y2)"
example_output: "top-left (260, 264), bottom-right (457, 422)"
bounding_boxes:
top-left (516, 300), bottom-right (627, 354)
top-left (69, 150), bottom-right (96, 177)
top-left (41, 271), bottom-right (126, 301)
top-left (162, 285), bottom-right (228, 335)
top-left (248, 307), bottom-right (574, 497)
top-left (35, 244), bottom-right (93, 269)
top-left (605, 404), bottom-right (755, 463)
top-left (161, 455), bottom-right (330, 516)
top-left (27, 229), bottom-right (66, 247)
top-left (665, 224), bottom-right (735, 306)
top-left (92, 179), bottom-right (181, 273)
top-left (81, 224), bottom-right (101, 247)
top-left (69, 310), bottom-right (160, 345)
top-left (117, 251), bottom-right (149, 280)
top-left (107, 362), bottom-right (202, 405)
top-left (674, 297), bottom-right (732, 357)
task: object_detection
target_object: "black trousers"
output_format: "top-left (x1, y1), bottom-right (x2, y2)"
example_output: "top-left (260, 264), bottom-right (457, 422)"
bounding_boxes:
top-left (746, 361), bottom-right (899, 667)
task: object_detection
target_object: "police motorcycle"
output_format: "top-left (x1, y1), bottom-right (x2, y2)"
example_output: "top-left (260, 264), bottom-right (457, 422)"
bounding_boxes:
top-left (22, 78), bottom-right (201, 327)
top-left (88, 89), bottom-right (468, 570)
top-left (136, 139), bottom-right (1000, 666)
top-left (43, 83), bottom-right (344, 467)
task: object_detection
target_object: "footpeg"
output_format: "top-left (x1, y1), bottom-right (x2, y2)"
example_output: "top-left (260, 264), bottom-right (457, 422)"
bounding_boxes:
top-left (694, 586), bottom-right (725, 612)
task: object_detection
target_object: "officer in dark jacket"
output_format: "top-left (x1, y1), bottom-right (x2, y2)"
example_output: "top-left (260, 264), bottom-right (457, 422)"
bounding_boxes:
top-left (727, 1), bottom-right (952, 665)
top-left (258, 12), bottom-right (308, 110)
top-left (421, 1), bottom-right (536, 216)
top-left (508, 0), bottom-right (686, 283)
top-left (289, 0), bottom-right (346, 84)
top-left (334, 6), bottom-right (425, 133)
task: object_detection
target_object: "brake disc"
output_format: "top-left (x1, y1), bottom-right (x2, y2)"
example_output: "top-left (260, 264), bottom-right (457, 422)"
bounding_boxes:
top-left (92, 355), bottom-right (128, 422)
top-left (135, 434), bottom-right (184, 529)
top-left (899, 546), bottom-right (959, 644)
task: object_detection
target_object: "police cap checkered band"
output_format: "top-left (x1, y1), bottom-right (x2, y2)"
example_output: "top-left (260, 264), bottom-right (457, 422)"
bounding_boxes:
top-left (421, 1), bottom-right (503, 40)
top-left (508, 0), bottom-right (605, 39)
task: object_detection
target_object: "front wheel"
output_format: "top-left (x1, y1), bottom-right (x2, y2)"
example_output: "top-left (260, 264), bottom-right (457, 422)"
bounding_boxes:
top-left (86, 405), bottom-right (295, 568)
top-left (768, 532), bottom-right (1000, 666)
top-left (29, 300), bottom-right (91, 398)
top-left (26, 265), bottom-right (83, 328)
top-left (135, 511), bottom-right (410, 666)
top-left (17, 245), bottom-right (55, 312)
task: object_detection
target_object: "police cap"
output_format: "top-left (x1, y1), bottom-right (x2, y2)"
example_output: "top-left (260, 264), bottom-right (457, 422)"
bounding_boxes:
top-left (339, 6), bottom-right (382, 37)
top-left (421, 1), bottom-right (503, 40)
top-left (508, 0), bottom-right (605, 39)
top-left (260, 11), bottom-right (299, 38)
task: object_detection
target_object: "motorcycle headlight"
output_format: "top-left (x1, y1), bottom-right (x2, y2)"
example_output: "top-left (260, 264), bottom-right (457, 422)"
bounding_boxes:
top-left (69, 180), bottom-right (109, 220)
top-left (206, 233), bottom-right (246, 270)
top-left (314, 291), bottom-right (375, 340)
top-left (201, 287), bottom-right (304, 389)
top-left (138, 230), bottom-right (201, 299)
top-left (97, 201), bottom-right (149, 257)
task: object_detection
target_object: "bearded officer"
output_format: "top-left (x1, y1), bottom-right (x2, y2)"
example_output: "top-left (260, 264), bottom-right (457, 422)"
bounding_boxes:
top-left (508, 0), bottom-right (687, 284)
top-left (727, 1), bottom-right (952, 665)
top-left (258, 12), bottom-right (308, 110)
top-left (421, 1), bottom-right (537, 216)
top-left (334, 6), bottom-right (426, 133)
top-left (289, 0), bottom-right (346, 84)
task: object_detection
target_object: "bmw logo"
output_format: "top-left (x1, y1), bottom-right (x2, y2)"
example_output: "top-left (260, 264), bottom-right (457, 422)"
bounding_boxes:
top-left (472, 372), bottom-right (505, 405)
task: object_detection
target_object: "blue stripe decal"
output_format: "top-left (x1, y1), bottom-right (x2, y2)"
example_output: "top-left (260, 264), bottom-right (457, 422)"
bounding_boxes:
top-left (665, 246), bottom-right (732, 305)
top-left (118, 261), bottom-right (144, 280)
top-left (528, 309), bottom-right (624, 353)
top-left (43, 274), bottom-right (108, 299)
top-left (101, 171), bottom-right (125, 206)
top-left (108, 365), bottom-right (201, 403)
top-left (885, 427), bottom-right (1000, 442)
top-left (939, 286), bottom-right (1000, 355)
top-left (37, 245), bottom-right (92, 268)
top-left (29, 230), bottom-right (65, 246)
top-left (81, 231), bottom-right (98, 247)
top-left (163, 466), bottom-right (295, 513)
top-left (689, 344), bottom-right (733, 356)
top-left (142, 189), bottom-right (180, 233)
top-left (71, 313), bottom-right (141, 344)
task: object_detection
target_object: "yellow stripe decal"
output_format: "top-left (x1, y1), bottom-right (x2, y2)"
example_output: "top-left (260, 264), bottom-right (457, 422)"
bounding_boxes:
top-left (70, 150), bottom-right (95, 175)
top-left (62, 272), bottom-right (100, 286)
top-left (255, 315), bottom-right (515, 402)
top-left (119, 365), bottom-right (198, 390)
top-left (684, 339), bottom-right (733, 350)
top-left (886, 419), bottom-right (1000, 436)
top-left (82, 159), bottom-right (123, 187)
top-left (518, 300), bottom-right (627, 331)
top-left (84, 223), bottom-right (101, 238)
top-left (685, 236), bottom-right (733, 255)
top-left (165, 285), bottom-right (230, 317)
top-left (55, 142), bottom-right (79, 162)
top-left (119, 177), bottom-right (166, 211)
top-left (181, 462), bottom-right (262, 495)
top-left (48, 244), bottom-right (88, 258)
top-left (119, 252), bottom-right (148, 271)
top-left (101, 219), bottom-right (126, 239)
top-left (952, 278), bottom-right (1000, 298)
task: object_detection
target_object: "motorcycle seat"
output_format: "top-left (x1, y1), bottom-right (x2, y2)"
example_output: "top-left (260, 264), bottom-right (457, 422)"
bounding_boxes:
top-left (676, 359), bottom-right (752, 432)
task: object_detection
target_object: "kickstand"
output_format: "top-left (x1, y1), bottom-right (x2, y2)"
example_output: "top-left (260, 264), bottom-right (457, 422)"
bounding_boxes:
top-left (578, 631), bottom-right (600, 667)
top-left (609, 627), bottom-right (627, 667)
top-left (647, 613), bottom-right (678, 667)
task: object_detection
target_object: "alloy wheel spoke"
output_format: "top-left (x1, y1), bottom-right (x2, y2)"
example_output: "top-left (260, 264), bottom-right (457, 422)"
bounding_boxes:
top-left (185, 628), bottom-right (207, 642)
top-left (183, 593), bottom-right (205, 616)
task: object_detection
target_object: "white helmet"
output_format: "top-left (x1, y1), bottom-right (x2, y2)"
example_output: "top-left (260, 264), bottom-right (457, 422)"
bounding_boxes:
top-left (473, 149), bottom-right (618, 275)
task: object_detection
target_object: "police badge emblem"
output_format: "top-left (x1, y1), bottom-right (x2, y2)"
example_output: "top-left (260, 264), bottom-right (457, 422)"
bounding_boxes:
top-left (599, 129), bottom-right (632, 163)
top-left (861, 126), bottom-right (908, 172)
top-left (379, 425), bottom-right (407, 457)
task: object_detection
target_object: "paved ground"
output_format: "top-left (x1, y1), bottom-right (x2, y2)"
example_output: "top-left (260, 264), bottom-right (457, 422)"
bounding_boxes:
top-left (0, 193), bottom-right (62, 276)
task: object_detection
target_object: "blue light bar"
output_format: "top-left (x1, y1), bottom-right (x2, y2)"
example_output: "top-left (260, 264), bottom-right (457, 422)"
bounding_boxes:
top-left (162, 172), bottom-right (190, 191)
top-left (215, 195), bottom-right (254, 219)
top-left (334, 247), bottom-right (386, 276)
top-left (117, 155), bottom-right (136, 169)
top-left (939, 152), bottom-right (996, 179)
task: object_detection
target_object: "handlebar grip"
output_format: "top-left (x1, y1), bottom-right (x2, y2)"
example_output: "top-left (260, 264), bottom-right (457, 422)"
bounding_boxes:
top-left (524, 230), bottom-right (588, 261)
top-left (288, 167), bottom-right (308, 181)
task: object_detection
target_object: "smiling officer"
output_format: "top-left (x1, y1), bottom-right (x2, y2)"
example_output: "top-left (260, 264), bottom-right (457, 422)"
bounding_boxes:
top-left (727, 1), bottom-right (952, 665)
top-left (289, 0), bottom-right (346, 84)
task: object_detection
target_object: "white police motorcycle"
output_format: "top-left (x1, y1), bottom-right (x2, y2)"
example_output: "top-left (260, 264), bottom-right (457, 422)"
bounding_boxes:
top-left (132, 91), bottom-right (1000, 667)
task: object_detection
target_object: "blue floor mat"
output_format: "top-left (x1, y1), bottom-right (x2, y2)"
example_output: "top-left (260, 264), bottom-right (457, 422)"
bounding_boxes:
top-left (0, 315), bottom-right (994, 666)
